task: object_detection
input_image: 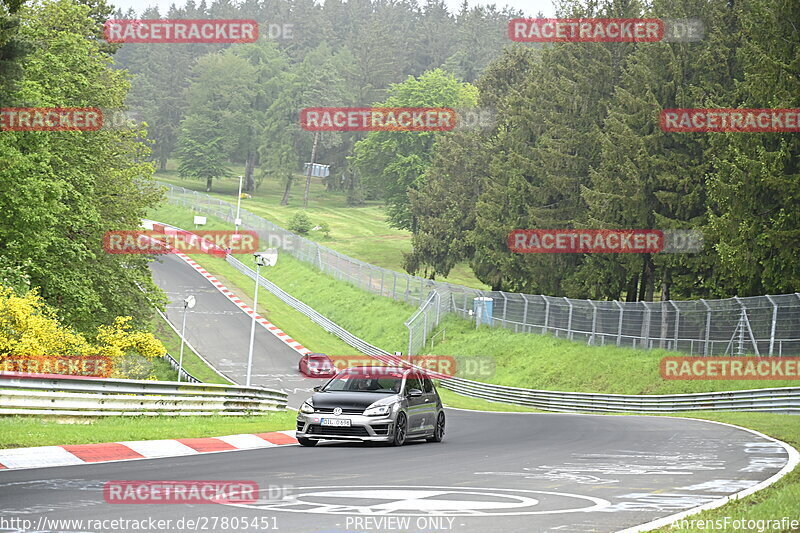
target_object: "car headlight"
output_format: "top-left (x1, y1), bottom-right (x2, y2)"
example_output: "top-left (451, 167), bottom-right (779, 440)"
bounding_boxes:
top-left (300, 400), bottom-right (314, 414)
top-left (363, 404), bottom-right (391, 417)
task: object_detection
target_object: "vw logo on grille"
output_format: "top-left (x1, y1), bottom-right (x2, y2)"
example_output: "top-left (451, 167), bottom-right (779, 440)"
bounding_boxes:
top-left (333, 407), bottom-right (342, 416)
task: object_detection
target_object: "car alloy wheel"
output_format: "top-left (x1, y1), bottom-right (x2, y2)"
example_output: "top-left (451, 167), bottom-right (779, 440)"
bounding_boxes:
top-left (391, 413), bottom-right (407, 446)
top-left (427, 412), bottom-right (445, 443)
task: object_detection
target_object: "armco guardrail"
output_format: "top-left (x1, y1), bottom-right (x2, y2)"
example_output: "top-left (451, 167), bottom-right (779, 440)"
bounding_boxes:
top-left (0, 372), bottom-right (287, 416)
top-left (439, 377), bottom-right (800, 414)
top-left (163, 352), bottom-right (201, 383)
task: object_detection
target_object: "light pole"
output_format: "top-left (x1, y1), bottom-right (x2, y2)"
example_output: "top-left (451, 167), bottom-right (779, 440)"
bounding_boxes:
top-left (235, 175), bottom-right (243, 234)
top-left (178, 295), bottom-right (196, 382)
top-left (246, 249), bottom-right (278, 386)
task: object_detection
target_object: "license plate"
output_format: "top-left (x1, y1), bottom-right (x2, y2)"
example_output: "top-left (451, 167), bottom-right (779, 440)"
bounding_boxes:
top-left (320, 418), bottom-right (351, 427)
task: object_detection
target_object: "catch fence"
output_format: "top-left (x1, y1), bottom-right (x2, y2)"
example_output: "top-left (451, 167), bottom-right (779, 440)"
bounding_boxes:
top-left (164, 184), bottom-right (800, 357)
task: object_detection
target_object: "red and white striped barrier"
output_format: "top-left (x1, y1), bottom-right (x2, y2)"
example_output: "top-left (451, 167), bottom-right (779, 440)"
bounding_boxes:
top-left (0, 431), bottom-right (297, 471)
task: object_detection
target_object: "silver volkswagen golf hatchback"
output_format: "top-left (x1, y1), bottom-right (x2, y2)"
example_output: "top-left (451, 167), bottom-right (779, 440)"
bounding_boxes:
top-left (296, 366), bottom-right (445, 446)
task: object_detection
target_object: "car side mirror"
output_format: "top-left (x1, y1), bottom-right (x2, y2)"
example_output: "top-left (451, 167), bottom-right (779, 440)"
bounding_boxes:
top-left (408, 388), bottom-right (423, 397)
top-left (313, 386), bottom-right (322, 392)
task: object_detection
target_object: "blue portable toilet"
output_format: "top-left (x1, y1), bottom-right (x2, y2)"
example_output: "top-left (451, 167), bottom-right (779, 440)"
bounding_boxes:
top-left (473, 297), bottom-right (494, 326)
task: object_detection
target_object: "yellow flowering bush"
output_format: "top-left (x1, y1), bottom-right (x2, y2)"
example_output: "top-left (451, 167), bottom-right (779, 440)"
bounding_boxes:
top-left (0, 286), bottom-right (166, 379)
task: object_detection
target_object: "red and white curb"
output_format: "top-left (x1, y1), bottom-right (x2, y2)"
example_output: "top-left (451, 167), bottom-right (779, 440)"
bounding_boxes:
top-left (0, 431), bottom-right (297, 471)
top-left (174, 251), bottom-right (311, 357)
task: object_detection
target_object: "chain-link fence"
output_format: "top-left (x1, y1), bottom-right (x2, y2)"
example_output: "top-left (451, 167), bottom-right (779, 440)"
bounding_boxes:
top-left (164, 183), bottom-right (800, 357)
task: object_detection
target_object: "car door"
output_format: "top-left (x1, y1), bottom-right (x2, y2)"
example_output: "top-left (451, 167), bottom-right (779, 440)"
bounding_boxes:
top-left (404, 372), bottom-right (427, 435)
top-left (420, 376), bottom-right (438, 432)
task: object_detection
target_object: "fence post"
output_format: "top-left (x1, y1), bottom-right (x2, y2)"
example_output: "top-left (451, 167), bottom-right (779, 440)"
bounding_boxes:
top-left (642, 301), bottom-right (651, 349)
top-left (615, 300), bottom-right (623, 346)
top-left (701, 299), bottom-right (712, 356)
top-left (422, 306), bottom-right (428, 348)
top-left (500, 292), bottom-right (508, 328)
top-left (392, 272), bottom-right (397, 300)
top-left (520, 294), bottom-right (529, 332)
top-left (405, 277), bottom-right (410, 303)
top-left (671, 301), bottom-right (680, 352)
top-left (564, 297), bottom-right (573, 340)
top-left (734, 296), bottom-right (760, 355)
top-left (766, 294), bottom-right (777, 355)
top-left (588, 299), bottom-right (597, 345)
top-left (543, 297), bottom-right (551, 334)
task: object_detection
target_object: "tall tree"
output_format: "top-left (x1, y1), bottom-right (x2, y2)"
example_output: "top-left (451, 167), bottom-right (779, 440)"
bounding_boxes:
top-left (706, 0), bottom-right (800, 295)
top-left (0, 0), bottom-right (164, 332)
top-left (176, 52), bottom-right (258, 191)
top-left (353, 68), bottom-right (478, 231)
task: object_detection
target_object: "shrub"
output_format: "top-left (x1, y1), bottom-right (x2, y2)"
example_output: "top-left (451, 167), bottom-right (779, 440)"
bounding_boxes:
top-left (288, 212), bottom-right (313, 235)
top-left (316, 221), bottom-right (331, 238)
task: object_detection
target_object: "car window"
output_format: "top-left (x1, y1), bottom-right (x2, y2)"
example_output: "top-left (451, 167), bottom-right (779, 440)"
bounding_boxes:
top-left (323, 373), bottom-right (402, 393)
top-left (404, 373), bottom-right (422, 393)
top-left (422, 377), bottom-right (434, 393)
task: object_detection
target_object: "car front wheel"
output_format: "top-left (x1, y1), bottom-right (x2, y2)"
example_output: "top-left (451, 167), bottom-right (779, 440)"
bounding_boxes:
top-left (297, 437), bottom-right (317, 447)
top-left (391, 413), bottom-right (407, 446)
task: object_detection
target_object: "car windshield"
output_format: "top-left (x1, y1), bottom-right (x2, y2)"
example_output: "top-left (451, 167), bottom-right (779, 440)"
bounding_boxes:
top-left (322, 372), bottom-right (402, 393)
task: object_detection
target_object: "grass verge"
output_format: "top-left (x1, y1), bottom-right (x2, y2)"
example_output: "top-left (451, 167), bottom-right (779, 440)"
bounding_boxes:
top-left (427, 316), bottom-right (798, 394)
top-left (0, 412), bottom-right (297, 449)
top-left (155, 167), bottom-right (487, 289)
top-left (151, 312), bottom-right (232, 384)
top-left (437, 387), bottom-right (540, 412)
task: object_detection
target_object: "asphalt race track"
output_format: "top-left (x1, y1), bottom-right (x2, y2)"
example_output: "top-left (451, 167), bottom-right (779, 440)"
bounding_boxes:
top-left (0, 254), bottom-right (791, 533)
top-left (150, 253), bottom-right (314, 406)
top-left (0, 411), bottom-right (791, 533)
